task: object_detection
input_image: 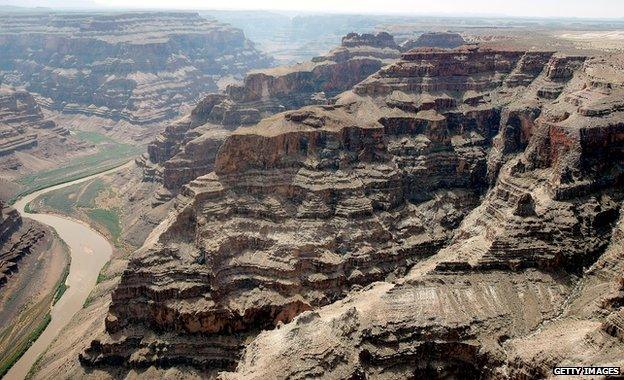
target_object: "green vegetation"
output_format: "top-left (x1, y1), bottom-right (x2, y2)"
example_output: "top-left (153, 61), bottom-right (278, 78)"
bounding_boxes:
top-left (32, 178), bottom-right (123, 243)
top-left (9, 130), bottom-right (141, 204)
top-left (85, 262), bottom-right (113, 307)
top-left (74, 130), bottom-right (118, 144)
top-left (75, 179), bottom-right (106, 208)
top-left (88, 208), bottom-right (122, 241)
top-left (23, 202), bottom-right (34, 214)
top-left (0, 231), bottom-right (70, 378)
top-left (8, 159), bottom-right (133, 206)
top-left (17, 144), bottom-right (139, 193)
top-left (52, 232), bottom-right (71, 305)
top-left (96, 261), bottom-right (112, 284)
top-left (52, 266), bottom-right (70, 306)
top-left (31, 184), bottom-right (79, 214)
top-left (34, 179), bottom-right (108, 214)
top-left (25, 352), bottom-right (44, 380)
top-left (0, 313), bottom-right (51, 378)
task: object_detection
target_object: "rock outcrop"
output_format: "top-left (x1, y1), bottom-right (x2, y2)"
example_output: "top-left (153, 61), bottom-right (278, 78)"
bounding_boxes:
top-left (140, 32), bottom-right (402, 194)
top-left (0, 201), bottom-right (20, 244)
top-left (400, 31), bottom-right (467, 50)
top-left (0, 87), bottom-right (66, 155)
top-left (79, 46), bottom-right (624, 377)
top-left (0, 11), bottom-right (273, 126)
top-left (0, 86), bottom-right (88, 189)
top-left (0, 201), bottom-right (47, 287)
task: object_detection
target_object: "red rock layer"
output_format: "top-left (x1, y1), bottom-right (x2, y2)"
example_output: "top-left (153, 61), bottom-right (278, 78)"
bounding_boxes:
top-left (0, 201), bottom-right (48, 287)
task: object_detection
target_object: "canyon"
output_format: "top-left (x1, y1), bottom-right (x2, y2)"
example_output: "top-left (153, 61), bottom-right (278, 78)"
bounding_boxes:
top-left (141, 31), bottom-right (403, 196)
top-left (33, 43), bottom-right (624, 378)
top-left (0, 10), bottom-right (280, 205)
top-left (1, 8), bottom-right (624, 380)
top-left (0, 86), bottom-right (92, 199)
top-left (0, 199), bottom-right (69, 378)
top-left (0, 11), bottom-right (272, 127)
top-left (0, 10), bottom-right (275, 378)
top-left (4, 172), bottom-right (113, 379)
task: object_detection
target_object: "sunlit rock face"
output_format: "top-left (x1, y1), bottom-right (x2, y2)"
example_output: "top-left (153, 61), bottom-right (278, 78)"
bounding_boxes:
top-left (0, 11), bottom-right (273, 125)
top-left (140, 32), bottom-right (403, 194)
top-left (82, 46), bottom-right (624, 378)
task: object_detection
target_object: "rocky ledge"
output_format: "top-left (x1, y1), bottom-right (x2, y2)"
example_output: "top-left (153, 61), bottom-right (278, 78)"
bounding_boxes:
top-left (80, 46), bottom-right (624, 378)
top-left (0, 200), bottom-right (47, 287)
top-left (400, 31), bottom-right (467, 50)
top-left (0, 11), bottom-right (273, 126)
top-left (0, 86), bottom-right (88, 188)
top-left (140, 32), bottom-right (403, 194)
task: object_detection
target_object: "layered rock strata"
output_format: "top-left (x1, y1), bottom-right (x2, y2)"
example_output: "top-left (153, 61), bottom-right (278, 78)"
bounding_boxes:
top-left (78, 46), bottom-right (624, 377)
top-left (400, 31), bottom-right (467, 50)
top-left (0, 12), bottom-right (273, 125)
top-left (0, 201), bottom-right (47, 287)
top-left (0, 87), bottom-right (66, 155)
top-left (220, 51), bottom-right (624, 378)
top-left (140, 32), bottom-right (403, 194)
top-left (0, 86), bottom-right (88, 184)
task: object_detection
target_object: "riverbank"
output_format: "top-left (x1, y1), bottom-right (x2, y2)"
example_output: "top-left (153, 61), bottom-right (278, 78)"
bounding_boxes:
top-left (0, 230), bottom-right (70, 378)
top-left (27, 178), bottom-right (127, 250)
top-left (2, 166), bottom-right (123, 379)
top-left (7, 159), bottom-right (136, 206)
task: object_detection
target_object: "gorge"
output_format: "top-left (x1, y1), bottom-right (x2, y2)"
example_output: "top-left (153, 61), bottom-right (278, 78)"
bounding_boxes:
top-left (0, 11), bottom-right (272, 126)
top-left (45, 44), bottom-right (624, 379)
top-left (0, 7), bottom-right (623, 380)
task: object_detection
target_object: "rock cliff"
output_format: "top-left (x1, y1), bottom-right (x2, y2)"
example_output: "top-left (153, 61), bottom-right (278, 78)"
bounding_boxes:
top-left (141, 32), bottom-right (402, 194)
top-left (400, 31), bottom-right (467, 50)
top-left (78, 46), bottom-right (624, 378)
top-left (0, 11), bottom-right (272, 126)
top-left (0, 201), bottom-right (47, 287)
top-left (220, 50), bottom-right (624, 379)
top-left (224, 53), bottom-right (624, 379)
top-left (0, 86), bottom-right (89, 191)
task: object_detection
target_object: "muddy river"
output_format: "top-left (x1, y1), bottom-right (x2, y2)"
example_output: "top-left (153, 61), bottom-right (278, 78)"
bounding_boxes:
top-left (4, 168), bottom-right (121, 379)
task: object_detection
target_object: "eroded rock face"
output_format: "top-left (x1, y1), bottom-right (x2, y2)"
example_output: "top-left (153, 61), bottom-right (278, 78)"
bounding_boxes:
top-left (0, 11), bottom-right (273, 125)
top-left (0, 201), bottom-right (20, 244)
top-left (0, 87), bottom-right (63, 155)
top-left (237, 32), bottom-right (400, 104)
top-left (140, 32), bottom-right (403, 193)
top-left (0, 86), bottom-right (88, 189)
top-left (400, 31), bottom-right (467, 50)
top-left (226, 271), bottom-right (574, 379)
top-left (79, 46), bottom-right (624, 376)
top-left (341, 32), bottom-right (398, 49)
top-left (0, 201), bottom-right (47, 287)
top-left (221, 53), bottom-right (624, 378)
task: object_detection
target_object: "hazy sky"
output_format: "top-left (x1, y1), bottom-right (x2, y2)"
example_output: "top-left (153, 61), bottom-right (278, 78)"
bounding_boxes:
top-left (3, 0), bottom-right (624, 19)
